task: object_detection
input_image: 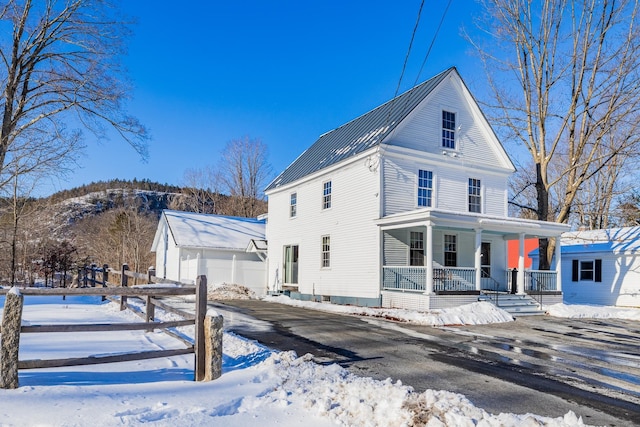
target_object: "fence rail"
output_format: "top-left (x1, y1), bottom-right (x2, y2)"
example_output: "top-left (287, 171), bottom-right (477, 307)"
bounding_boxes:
top-left (0, 264), bottom-right (222, 389)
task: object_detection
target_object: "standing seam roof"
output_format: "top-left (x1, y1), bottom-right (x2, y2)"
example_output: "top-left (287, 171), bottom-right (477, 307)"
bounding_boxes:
top-left (265, 67), bottom-right (455, 191)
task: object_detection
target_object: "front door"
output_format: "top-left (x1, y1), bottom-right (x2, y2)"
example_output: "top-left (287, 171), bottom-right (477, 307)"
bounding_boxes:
top-left (480, 242), bottom-right (493, 289)
top-left (283, 245), bottom-right (299, 285)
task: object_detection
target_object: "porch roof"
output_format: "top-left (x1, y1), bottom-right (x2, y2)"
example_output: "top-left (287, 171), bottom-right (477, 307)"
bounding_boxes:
top-left (375, 208), bottom-right (569, 237)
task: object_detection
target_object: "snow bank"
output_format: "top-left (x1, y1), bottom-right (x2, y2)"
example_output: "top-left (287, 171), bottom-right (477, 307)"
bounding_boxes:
top-left (262, 295), bottom-right (514, 326)
top-left (546, 303), bottom-right (640, 320)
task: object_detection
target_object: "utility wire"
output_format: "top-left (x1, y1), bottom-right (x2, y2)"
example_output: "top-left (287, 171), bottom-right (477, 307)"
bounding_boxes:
top-left (393, 0), bottom-right (425, 99)
top-left (414, 0), bottom-right (453, 85)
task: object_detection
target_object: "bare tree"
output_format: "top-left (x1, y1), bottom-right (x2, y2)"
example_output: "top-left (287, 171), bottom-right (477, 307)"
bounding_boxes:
top-left (469, 0), bottom-right (640, 268)
top-left (0, 0), bottom-right (149, 188)
top-left (216, 136), bottom-right (271, 218)
top-left (169, 166), bottom-right (218, 214)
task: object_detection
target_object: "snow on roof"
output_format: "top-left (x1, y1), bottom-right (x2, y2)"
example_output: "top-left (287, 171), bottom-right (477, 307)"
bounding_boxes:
top-left (163, 210), bottom-right (266, 251)
top-left (560, 226), bottom-right (640, 255)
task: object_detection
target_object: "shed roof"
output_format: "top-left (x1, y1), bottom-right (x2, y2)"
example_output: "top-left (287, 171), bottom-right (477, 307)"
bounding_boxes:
top-left (158, 210), bottom-right (266, 251)
top-left (560, 227), bottom-right (640, 255)
top-left (265, 67), bottom-right (455, 191)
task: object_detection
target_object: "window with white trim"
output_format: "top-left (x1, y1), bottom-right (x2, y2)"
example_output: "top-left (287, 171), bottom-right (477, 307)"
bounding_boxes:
top-left (444, 234), bottom-right (457, 267)
top-left (410, 231), bottom-right (424, 266)
top-left (442, 110), bottom-right (456, 149)
top-left (322, 181), bottom-right (332, 209)
top-left (321, 235), bottom-right (330, 268)
top-left (290, 192), bottom-right (297, 218)
top-left (468, 178), bottom-right (481, 213)
top-left (572, 259), bottom-right (602, 282)
top-left (417, 170), bottom-right (433, 207)
top-left (283, 245), bottom-right (299, 284)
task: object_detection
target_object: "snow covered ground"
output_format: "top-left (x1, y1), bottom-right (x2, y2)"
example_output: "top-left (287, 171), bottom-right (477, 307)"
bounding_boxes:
top-left (0, 291), bottom-right (636, 426)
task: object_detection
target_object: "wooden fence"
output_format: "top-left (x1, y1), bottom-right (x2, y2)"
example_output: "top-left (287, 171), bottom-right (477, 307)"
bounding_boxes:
top-left (0, 264), bottom-right (222, 389)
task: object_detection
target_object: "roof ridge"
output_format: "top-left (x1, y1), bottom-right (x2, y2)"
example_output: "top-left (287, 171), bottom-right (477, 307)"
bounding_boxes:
top-left (265, 67), bottom-right (456, 191)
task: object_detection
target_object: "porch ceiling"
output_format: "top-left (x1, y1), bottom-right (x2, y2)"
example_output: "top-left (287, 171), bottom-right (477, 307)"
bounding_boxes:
top-left (375, 208), bottom-right (569, 237)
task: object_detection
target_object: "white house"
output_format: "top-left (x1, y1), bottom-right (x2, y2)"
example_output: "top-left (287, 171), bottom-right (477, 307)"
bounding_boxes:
top-left (151, 210), bottom-right (267, 295)
top-left (265, 67), bottom-right (569, 310)
top-left (531, 227), bottom-right (640, 307)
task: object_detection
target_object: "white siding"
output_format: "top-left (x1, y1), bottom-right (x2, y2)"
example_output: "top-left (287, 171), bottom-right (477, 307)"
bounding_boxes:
top-left (382, 154), bottom-right (509, 217)
top-left (267, 157), bottom-right (381, 299)
top-left (389, 77), bottom-right (506, 168)
top-left (561, 253), bottom-right (640, 307)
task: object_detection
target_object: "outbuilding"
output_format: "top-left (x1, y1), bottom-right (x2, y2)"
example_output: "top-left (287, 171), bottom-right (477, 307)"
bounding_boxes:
top-left (151, 210), bottom-right (267, 295)
top-left (531, 227), bottom-right (640, 307)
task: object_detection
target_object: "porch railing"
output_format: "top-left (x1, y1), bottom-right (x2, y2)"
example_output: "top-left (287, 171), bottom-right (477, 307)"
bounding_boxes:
top-left (525, 270), bottom-right (557, 292)
top-left (506, 269), bottom-right (558, 292)
top-left (382, 266), bottom-right (476, 292)
top-left (382, 266), bottom-right (425, 292)
top-left (433, 267), bottom-right (476, 291)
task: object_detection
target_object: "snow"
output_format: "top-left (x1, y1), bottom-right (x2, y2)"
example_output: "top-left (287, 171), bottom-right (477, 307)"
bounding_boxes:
top-left (161, 210), bottom-right (266, 250)
top-left (2, 296), bottom-right (635, 426)
top-left (546, 303), bottom-right (640, 320)
top-left (262, 295), bottom-right (515, 326)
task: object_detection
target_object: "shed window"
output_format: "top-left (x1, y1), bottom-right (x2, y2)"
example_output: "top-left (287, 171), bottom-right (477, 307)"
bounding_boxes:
top-left (572, 259), bottom-right (602, 282)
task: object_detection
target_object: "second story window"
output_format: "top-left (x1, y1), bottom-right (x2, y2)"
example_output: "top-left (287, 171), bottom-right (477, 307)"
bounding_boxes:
top-left (290, 192), bottom-right (297, 218)
top-left (468, 178), bottom-right (481, 213)
top-left (323, 180), bottom-right (332, 209)
top-left (442, 110), bottom-right (456, 149)
top-left (417, 170), bottom-right (433, 207)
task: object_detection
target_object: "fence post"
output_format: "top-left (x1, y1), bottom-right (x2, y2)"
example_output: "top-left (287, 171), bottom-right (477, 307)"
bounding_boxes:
top-left (120, 264), bottom-right (129, 311)
top-left (203, 312), bottom-right (223, 381)
top-left (148, 266), bottom-right (155, 284)
top-left (90, 264), bottom-right (97, 287)
top-left (102, 264), bottom-right (109, 301)
top-left (83, 265), bottom-right (88, 288)
top-left (194, 275), bottom-right (207, 381)
top-left (145, 296), bottom-right (155, 332)
top-left (1, 288), bottom-right (24, 389)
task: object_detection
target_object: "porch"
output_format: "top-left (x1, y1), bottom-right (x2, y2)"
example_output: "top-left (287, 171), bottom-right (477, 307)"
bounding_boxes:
top-left (376, 208), bottom-right (569, 309)
top-left (382, 266), bottom-right (559, 294)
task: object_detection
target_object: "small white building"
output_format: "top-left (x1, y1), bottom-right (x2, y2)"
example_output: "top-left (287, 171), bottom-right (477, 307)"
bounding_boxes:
top-left (532, 227), bottom-right (640, 307)
top-left (151, 210), bottom-right (267, 295)
top-left (265, 67), bottom-right (569, 310)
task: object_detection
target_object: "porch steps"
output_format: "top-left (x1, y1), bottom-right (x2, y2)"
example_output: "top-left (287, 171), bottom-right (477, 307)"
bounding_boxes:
top-left (479, 293), bottom-right (543, 316)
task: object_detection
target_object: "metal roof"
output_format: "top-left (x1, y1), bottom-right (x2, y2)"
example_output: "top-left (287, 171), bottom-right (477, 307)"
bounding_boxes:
top-left (265, 67), bottom-right (456, 191)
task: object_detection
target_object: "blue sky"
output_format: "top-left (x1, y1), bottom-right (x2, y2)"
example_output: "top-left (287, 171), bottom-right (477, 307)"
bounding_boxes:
top-left (42, 1), bottom-right (485, 196)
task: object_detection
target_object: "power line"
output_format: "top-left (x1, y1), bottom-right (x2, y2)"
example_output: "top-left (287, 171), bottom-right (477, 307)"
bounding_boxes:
top-left (393, 0), bottom-right (425, 99)
top-left (415, 0), bottom-right (453, 85)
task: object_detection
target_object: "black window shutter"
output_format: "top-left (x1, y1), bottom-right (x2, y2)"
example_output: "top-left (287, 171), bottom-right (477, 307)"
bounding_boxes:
top-left (572, 259), bottom-right (579, 282)
top-left (595, 259), bottom-right (602, 282)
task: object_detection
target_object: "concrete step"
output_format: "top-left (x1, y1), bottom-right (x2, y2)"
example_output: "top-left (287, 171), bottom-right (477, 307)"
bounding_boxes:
top-left (479, 292), bottom-right (543, 316)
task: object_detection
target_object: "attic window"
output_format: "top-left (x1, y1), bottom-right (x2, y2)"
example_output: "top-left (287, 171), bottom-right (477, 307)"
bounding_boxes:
top-left (442, 110), bottom-right (456, 149)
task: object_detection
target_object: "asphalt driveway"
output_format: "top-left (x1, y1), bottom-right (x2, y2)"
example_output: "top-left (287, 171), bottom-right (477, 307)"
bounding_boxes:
top-left (211, 299), bottom-right (640, 426)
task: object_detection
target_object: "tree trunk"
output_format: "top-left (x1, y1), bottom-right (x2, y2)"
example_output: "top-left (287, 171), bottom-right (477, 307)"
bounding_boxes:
top-left (535, 163), bottom-right (551, 270)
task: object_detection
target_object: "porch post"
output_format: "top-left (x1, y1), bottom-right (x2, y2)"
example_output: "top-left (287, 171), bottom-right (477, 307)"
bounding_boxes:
top-left (555, 235), bottom-right (562, 292)
top-left (517, 233), bottom-right (526, 294)
top-left (425, 222), bottom-right (433, 295)
top-left (474, 229), bottom-right (482, 291)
